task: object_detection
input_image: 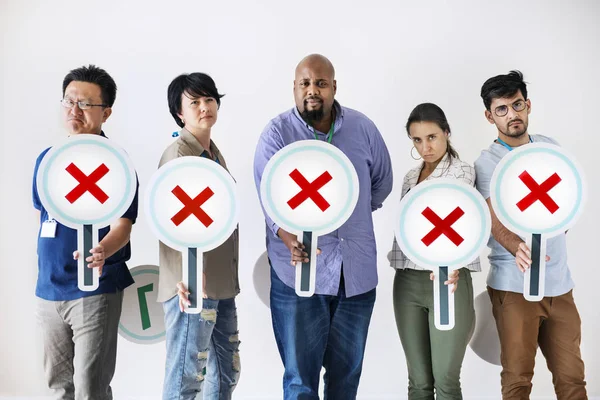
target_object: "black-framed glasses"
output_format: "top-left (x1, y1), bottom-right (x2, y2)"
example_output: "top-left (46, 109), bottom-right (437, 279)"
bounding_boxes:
top-left (494, 99), bottom-right (526, 117)
top-left (61, 98), bottom-right (107, 110)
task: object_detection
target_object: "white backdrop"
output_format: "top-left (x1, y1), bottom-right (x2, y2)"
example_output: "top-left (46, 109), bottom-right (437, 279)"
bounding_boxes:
top-left (1, 0), bottom-right (599, 398)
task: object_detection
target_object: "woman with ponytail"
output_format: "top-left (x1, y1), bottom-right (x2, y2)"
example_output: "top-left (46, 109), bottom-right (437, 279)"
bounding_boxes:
top-left (389, 103), bottom-right (479, 399)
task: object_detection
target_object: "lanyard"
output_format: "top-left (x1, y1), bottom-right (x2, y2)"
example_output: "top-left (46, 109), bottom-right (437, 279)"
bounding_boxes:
top-left (313, 122), bottom-right (335, 143)
top-left (496, 136), bottom-right (533, 151)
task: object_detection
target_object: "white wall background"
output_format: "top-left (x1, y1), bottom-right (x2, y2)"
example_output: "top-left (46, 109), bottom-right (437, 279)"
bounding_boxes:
top-left (1, 0), bottom-right (599, 398)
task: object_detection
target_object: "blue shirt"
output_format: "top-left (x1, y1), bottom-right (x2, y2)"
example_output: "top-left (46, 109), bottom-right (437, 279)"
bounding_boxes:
top-left (32, 134), bottom-right (138, 301)
top-left (474, 134), bottom-right (573, 296)
top-left (254, 102), bottom-right (393, 297)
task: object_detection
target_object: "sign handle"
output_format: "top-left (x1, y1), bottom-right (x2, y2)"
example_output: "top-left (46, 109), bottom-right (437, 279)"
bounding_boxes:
top-left (433, 266), bottom-right (455, 331)
top-left (524, 233), bottom-right (546, 302)
top-left (78, 224), bottom-right (99, 292)
top-left (295, 231), bottom-right (317, 297)
top-left (183, 247), bottom-right (203, 314)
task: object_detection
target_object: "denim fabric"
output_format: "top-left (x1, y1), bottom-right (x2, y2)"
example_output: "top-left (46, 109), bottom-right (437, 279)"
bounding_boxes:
top-left (270, 265), bottom-right (376, 400)
top-left (162, 296), bottom-right (240, 400)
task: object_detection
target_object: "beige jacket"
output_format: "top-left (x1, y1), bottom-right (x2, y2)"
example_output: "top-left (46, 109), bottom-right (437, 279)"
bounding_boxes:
top-left (156, 128), bottom-right (240, 302)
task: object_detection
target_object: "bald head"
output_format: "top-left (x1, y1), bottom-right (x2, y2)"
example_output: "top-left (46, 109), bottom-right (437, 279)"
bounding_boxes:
top-left (295, 54), bottom-right (335, 80)
top-left (294, 54), bottom-right (337, 128)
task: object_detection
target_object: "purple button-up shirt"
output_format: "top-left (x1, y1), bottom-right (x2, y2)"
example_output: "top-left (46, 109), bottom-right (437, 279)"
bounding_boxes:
top-left (253, 101), bottom-right (393, 297)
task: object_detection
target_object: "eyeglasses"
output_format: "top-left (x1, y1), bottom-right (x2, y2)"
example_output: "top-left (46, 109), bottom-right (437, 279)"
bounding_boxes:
top-left (61, 98), bottom-right (107, 110)
top-left (493, 99), bottom-right (527, 117)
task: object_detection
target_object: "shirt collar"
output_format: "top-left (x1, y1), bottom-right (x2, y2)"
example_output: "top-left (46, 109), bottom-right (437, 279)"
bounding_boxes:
top-left (435, 152), bottom-right (452, 170)
top-left (178, 127), bottom-right (221, 159)
top-left (293, 100), bottom-right (344, 133)
top-left (67, 131), bottom-right (108, 138)
top-left (419, 152), bottom-right (452, 175)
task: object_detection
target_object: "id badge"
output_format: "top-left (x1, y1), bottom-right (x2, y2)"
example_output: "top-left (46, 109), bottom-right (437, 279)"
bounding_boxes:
top-left (40, 218), bottom-right (57, 238)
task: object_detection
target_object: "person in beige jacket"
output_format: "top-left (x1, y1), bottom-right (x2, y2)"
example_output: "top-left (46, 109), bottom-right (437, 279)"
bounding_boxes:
top-left (158, 72), bottom-right (240, 400)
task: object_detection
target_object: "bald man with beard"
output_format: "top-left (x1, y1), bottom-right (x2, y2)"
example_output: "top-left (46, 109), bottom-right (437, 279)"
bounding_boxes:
top-left (254, 54), bottom-right (393, 399)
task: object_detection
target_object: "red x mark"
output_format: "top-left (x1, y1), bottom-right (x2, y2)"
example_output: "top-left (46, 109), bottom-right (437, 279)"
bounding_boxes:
top-left (65, 163), bottom-right (109, 204)
top-left (421, 207), bottom-right (465, 246)
top-left (171, 186), bottom-right (214, 227)
top-left (287, 169), bottom-right (333, 212)
top-left (516, 171), bottom-right (561, 214)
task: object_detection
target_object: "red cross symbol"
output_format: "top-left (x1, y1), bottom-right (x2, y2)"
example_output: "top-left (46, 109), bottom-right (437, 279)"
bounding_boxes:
top-left (65, 163), bottom-right (109, 204)
top-left (287, 169), bottom-right (333, 212)
top-left (516, 171), bottom-right (561, 214)
top-left (171, 186), bottom-right (214, 227)
top-left (421, 207), bottom-right (465, 246)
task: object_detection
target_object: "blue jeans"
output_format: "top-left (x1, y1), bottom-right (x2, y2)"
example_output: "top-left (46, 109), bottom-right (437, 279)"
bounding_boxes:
top-left (162, 296), bottom-right (240, 400)
top-left (270, 265), bottom-right (376, 400)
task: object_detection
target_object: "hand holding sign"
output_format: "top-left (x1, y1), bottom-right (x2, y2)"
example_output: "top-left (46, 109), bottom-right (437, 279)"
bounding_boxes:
top-left (395, 179), bottom-right (491, 330)
top-left (36, 134), bottom-right (137, 292)
top-left (490, 143), bottom-right (586, 301)
top-left (73, 245), bottom-right (106, 275)
top-left (277, 228), bottom-right (321, 265)
top-left (145, 157), bottom-right (239, 313)
top-left (260, 140), bottom-right (359, 297)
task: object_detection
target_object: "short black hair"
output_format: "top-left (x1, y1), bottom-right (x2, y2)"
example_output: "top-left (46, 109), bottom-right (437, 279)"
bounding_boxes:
top-left (406, 103), bottom-right (459, 159)
top-left (62, 65), bottom-right (117, 107)
top-left (168, 72), bottom-right (225, 128)
top-left (480, 70), bottom-right (528, 111)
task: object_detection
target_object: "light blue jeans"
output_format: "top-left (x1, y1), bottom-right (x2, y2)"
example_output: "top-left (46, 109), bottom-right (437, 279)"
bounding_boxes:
top-left (162, 296), bottom-right (240, 400)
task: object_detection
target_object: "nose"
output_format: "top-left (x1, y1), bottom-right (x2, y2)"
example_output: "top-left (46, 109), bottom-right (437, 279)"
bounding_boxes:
top-left (69, 104), bottom-right (83, 116)
top-left (200, 100), bottom-right (209, 113)
top-left (307, 82), bottom-right (320, 96)
top-left (506, 106), bottom-right (519, 119)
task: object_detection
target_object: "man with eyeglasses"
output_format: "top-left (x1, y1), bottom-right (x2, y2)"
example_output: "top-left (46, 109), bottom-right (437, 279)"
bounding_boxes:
top-left (474, 70), bottom-right (587, 399)
top-left (32, 65), bottom-right (138, 399)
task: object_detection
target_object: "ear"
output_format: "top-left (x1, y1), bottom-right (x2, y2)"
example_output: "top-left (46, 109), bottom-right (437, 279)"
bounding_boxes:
top-left (485, 110), bottom-right (495, 124)
top-left (102, 107), bottom-right (112, 123)
top-left (333, 79), bottom-right (337, 95)
top-left (526, 98), bottom-right (531, 115)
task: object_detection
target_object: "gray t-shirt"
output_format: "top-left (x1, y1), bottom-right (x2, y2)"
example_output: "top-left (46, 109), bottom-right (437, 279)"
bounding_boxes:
top-left (474, 134), bottom-right (574, 296)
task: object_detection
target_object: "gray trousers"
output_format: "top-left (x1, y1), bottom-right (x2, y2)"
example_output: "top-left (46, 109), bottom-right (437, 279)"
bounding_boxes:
top-left (36, 291), bottom-right (124, 400)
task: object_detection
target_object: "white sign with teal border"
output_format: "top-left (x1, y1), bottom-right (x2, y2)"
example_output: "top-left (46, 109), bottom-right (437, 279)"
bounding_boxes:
top-left (490, 143), bottom-right (586, 301)
top-left (145, 156), bottom-right (239, 313)
top-left (395, 178), bottom-right (491, 330)
top-left (260, 140), bottom-right (359, 297)
top-left (36, 134), bottom-right (137, 292)
top-left (118, 265), bottom-right (165, 344)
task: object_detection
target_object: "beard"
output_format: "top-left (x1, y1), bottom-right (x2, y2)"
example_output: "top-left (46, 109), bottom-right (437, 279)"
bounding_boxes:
top-left (500, 119), bottom-right (528, 138)
top-left (300, 97), bottom-right (325, 125)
